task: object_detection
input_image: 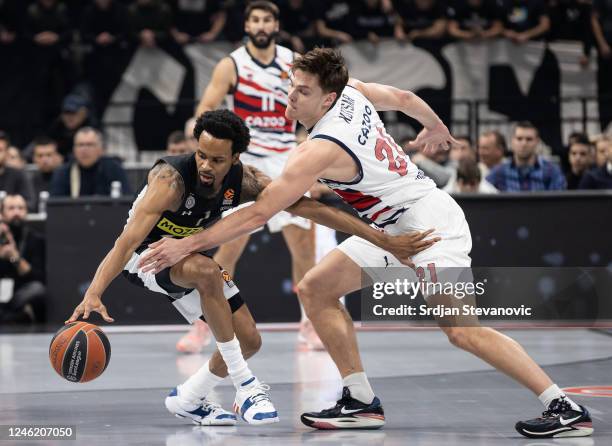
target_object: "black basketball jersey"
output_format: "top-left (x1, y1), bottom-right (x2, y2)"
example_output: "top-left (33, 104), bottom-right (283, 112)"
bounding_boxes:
top-left (128, 154), bottom-right (243, 252)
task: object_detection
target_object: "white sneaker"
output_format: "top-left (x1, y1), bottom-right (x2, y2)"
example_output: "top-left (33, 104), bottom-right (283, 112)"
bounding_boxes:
top-left (233, 378), bottom-right (279, 425)
top-left (165, 387), bottom-right (237, 426)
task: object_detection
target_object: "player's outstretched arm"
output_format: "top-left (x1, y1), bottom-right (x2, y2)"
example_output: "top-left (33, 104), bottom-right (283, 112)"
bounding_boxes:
top-left (195, 57), bottom-right (236, 116)
top-left (65, 164), bottom-right (183, 324)
top-left (138, 141), bottom-right (335, 273)
top-left (349, 78), bottom-right (459, 153)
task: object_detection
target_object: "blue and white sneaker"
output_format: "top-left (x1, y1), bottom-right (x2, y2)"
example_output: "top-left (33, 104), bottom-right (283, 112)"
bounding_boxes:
top-left (165, 387), bottom-right (237, 426)
top-left (233, 378), bottom-right (279, 425)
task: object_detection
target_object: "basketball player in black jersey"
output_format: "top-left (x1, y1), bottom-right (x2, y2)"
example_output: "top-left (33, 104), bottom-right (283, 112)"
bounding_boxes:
top-left (66, 109), bottom-right (439, 426)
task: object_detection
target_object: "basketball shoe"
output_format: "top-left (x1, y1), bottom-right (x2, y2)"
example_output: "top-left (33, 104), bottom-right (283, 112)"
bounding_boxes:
top-left (165, 387), bottom-right (237, 426)
top-left (300, 387), bottom-right (385, 429)
top-left (516, 397), bottom-right (593, 438)
top-left (176, 319), bottom-right (211, 354)
top-left (233, 378), bottom-right (279, 425)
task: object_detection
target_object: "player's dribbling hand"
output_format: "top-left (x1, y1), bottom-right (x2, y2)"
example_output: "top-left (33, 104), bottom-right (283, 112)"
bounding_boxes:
top-left (405, 122), bottom-right (460, 155)
top-left (385, 229), bottom-right (441, 269)
top-left (65, 293), bottom-right (114, 324)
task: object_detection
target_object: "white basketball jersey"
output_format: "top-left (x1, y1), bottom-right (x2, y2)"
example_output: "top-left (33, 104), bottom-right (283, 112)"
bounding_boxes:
top-left (227, 45), bottom-right (296, 157)
top-left (309, 85), bottom-right (436, 228)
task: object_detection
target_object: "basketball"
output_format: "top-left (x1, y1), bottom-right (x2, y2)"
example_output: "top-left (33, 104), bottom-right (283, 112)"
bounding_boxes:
top-left (49, 322), bottom-right (111, 383)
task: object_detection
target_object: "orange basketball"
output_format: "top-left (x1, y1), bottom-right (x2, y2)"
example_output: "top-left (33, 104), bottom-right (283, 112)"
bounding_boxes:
top-left (49, 322), bottom-right (111, 383)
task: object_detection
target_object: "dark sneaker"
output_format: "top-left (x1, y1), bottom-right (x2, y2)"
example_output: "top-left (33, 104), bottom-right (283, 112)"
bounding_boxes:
top-left (515, 398), bottom-right (593, 438)
top-left (300, 387), bottom-right (385, 430)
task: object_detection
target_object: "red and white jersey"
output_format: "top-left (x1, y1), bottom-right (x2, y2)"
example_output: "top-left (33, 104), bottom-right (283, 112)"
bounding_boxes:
top-left (227, 45), bottom-right (296, 157)
top-left (309, 85), bottom-right (436, 228)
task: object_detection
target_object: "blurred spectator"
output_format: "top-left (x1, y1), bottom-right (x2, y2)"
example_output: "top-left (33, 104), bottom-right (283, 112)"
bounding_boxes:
top-left (0, 0), bottom-right (21, 46)
top-left (0, 194), bottom-right (46, 323)
top-left (579, 137), bottom-right (612, 189)
top-left (393, 0), bottom-right (447, 43)
top-left (314, 1), bottom-right (354, 45)
top-left (0, 132), bottom-right (35, 209)
top-left (80, 0), bottom-right (129, 113)
top-left (449, 135), bottom-right (475, 162)
top-left (403, 136), bottom-right (454, 187)
top-left (548, 1), bottom-right (592, 65)
top-left (278, 0), bottom-right (319, 53)
top-left (446, 158), bottom-right (498, 193)
top-left (222, 0), bottom-right (248, 43)
top-left (169, 0), bottom-right (227, 45)
top-left (594, 135), bottom-right (611, 167)
top-left (592, 1), bottom-right (612, 130)
top-left (184, 117), bottom-right (199, 152)
top-left (487, 121), bottom-right (566, 191)
top-left (166, 130), bottom-right (192, 156)
top-left (50, 127), bottom-right (132, 198)
top-left (128, 0), bottom-right (172, 48)
top-left (478, 130), bottom-right (507, 177)
top-left (47, 93), bottom-right (96, 158)
top-left (6, 146), bottom-right (25, 170)
top-left (31, 136), bottom-right (62, 208)
top-left (501, 0), bottom-right (551, 43)
top-left (566, 135), bottom-right (593, 189)
top-left (24, 0), bottom-right (73, 123)
top-left (447, 0), bottom-right (504, 41)
top-left (353, 0), bottom-right (395, 43)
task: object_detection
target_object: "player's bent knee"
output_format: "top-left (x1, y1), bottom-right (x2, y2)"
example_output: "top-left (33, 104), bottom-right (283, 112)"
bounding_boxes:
top-left (185, 255), bottom-right (221, 285)
top-left (241, 331), bottom-right (262, 356)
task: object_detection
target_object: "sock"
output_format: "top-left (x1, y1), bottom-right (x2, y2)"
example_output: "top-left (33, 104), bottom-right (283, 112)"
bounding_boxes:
top-left (178, 360), bottom-right (224, 405)
top-left (538, 384), bottom-right (581, 411)
top-left (217, 336), bottom-right (255, 389)
top-left (343, 372), bottom-right (375, 405)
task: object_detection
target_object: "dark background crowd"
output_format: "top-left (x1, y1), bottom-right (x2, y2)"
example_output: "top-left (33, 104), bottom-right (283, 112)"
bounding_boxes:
top-left (0, 0), bottom-right (611, 323)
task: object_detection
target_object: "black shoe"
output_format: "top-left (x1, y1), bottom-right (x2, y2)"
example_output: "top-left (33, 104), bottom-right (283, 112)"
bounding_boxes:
top-left (300, 387), bottom-right (385, 430)
top-left (515, 398), bottom-right (593, 438)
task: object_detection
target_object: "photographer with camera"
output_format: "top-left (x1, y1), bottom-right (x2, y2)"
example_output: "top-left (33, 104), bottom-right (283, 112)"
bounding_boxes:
top-left (0, 194), bottom-right (46, 323)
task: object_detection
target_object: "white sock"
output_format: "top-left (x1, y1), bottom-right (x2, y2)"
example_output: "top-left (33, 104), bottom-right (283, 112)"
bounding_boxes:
top-left (538, 384), bottom-right (581, 411)
top-left (343, 372), bottom-right (375, 404)
top-left (217, 336), bottom-right (255, 389)
top-left (178, 360), bottom-right (224, 405)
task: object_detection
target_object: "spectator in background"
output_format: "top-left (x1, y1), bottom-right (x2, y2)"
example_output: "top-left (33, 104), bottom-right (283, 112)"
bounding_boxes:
top-left (31, 136), bottom-right (62, 209)
top-left (0, 194), bottom-right (46, 323)
top-left (591, 1), bottom-right (612, 130)
top-left (447, 0), bottom-right (504, 41)
top-left (0, 0), bottom-right (20, 46)
top-left (166, 130), bottom-right (192, 156)
top-left (448, 135), bottom-right (474, 162)
top-left (478, 130), bottom-right (507, 177)
top-left (50, 127), bottom-right (131, 198)
top-left (566, 135), bottom-right (594, 189)
top-left (6, 146), bottom-right (25, 170)
top-left (127, 0), bottom-right (172, 49)
top-left (47, 93), bottom-right (96, 158)
top-left (184, 117), bottom-right (199, 152)
top-left (501, 0), bottom-right (551, 43)
top-left (579, 137), bottom-right (612, 189)
top-left (548, 0), bottom-right (592, 65)
top-left (314, 1), bottom-right (354, 46)
top-left (487, 121), bottom-right (566, 191)
top-left (0, 132), bottom-right (35, 209)
top-left (169, 0), bottom-right (227, 45)
top-left (353, 0), bottom-right (395, 43)
top-left (24, 0), bottom-right (73, 125)
top-left (393, 0), bottom-right (447, 43)
top-left (594, 135), bottom-right (611, 167)
top-left (403, 135), bottom-right (454, 187)
top-left (278, 0), bottom-right (319, 53)
top-left (447, 158), bottom-right (498, 193)
top-left (80, 0), bottom-right (128, 113)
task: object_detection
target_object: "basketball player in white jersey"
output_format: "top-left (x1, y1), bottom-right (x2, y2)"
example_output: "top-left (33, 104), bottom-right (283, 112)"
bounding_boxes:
top-left (177, 0), bottom-right (321, 353)
top-left (140, 49), bottom-right (593, 438)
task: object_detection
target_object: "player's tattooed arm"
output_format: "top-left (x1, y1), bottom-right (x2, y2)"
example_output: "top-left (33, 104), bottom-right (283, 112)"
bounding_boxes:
top-left (66, 162), bottom-right (185, 324)
top-left (239, 164), bottom-right (273, 203)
